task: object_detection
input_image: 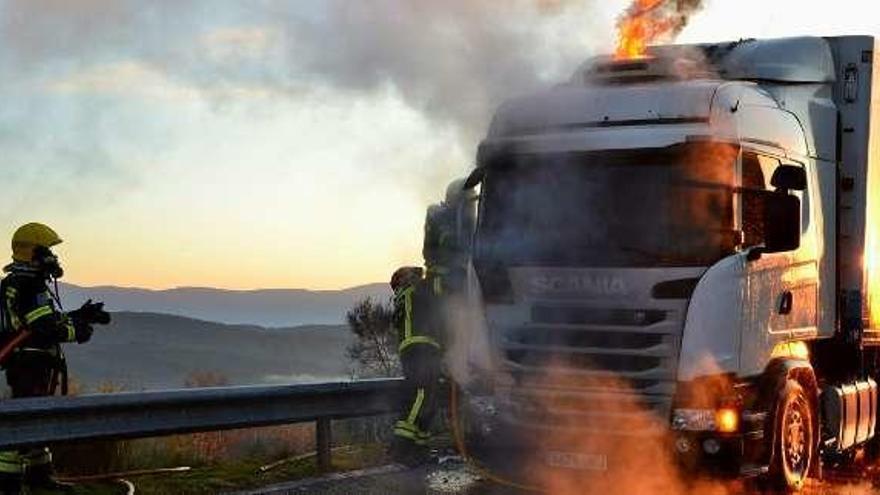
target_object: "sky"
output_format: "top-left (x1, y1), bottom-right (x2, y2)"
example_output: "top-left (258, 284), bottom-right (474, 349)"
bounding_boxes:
top-left (0, 0), bottom-right (877, 290)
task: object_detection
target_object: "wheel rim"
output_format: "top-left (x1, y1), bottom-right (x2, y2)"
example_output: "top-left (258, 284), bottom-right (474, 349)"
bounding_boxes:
top-left (782, 395), bottom-right (810, 481)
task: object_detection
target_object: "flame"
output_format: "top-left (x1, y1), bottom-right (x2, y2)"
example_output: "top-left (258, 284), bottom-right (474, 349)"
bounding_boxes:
top-left (869, 247), bottom-right (880, 327)
top-left (867, 63), bottom-right (880, 329)
top-left (615, 0), bottom-right (669, 59)
top-left (868, 165), bottom-right (880, 328)
top-left (614, 0), bottom-right (704, 60)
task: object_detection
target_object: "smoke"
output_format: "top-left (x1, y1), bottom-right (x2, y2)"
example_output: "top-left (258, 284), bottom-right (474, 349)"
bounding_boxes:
top-left (522, 372), bottom-right (737, 495)
top-left (616, 0), bottom-right (706, 58)
top-left (0, 0), bottom-right (137, 64)
top-left (443, 267), bottom-right (497, 389)
top-left (280, 0), bottom-right (610, 144)
top-left (448, 345), bottom-right (742, 493)
top-left (1, 0), bottom-right (610, 133)
top-left (0, 0), bottom-right (615, 210)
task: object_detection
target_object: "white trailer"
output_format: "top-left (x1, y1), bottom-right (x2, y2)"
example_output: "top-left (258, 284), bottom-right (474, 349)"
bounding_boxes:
top-left (460, 36), bottom-right (880, 491)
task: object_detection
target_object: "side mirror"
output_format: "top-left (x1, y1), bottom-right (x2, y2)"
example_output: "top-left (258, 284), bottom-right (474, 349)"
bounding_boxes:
top-left (771, 165), bottom-right (807, 191)
top-left (763, 191), bottom-right (801, 253)
top-left (464, 167), bottom-right (485, 189)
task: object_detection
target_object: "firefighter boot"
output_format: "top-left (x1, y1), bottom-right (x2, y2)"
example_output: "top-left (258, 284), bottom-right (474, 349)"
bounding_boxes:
top-left (0, 475), bottom-right (21, 495)
top-left (24, 449), bottom-right (72, 493)
top-left (25, 466), bottom-right (73, 493)
top-left (390, 436), bottom-right (430, 468)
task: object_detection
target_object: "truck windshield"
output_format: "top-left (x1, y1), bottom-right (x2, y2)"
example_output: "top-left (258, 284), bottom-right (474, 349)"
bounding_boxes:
top-left (475, 143), bottom-right (738, 268)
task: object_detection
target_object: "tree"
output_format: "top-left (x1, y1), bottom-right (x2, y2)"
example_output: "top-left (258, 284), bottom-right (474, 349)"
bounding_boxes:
top-left (346, 297), bottom-right (400, 378)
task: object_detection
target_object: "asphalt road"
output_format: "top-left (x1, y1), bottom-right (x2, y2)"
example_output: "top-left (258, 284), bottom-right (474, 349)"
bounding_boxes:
top-left (230, 462), bottom-right (504, 495)
top-left (234, 462), bottom-right (880, 495)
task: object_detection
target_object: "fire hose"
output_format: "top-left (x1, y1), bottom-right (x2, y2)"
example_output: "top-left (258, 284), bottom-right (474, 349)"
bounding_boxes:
top-left (449, 382), bottom-right (540, 492)
top-left (60, 466), bottom-right (192, 495)
top-left (0, 328), bottom-right (71, 395)
top-left (0, 330), bottom-right (32, 366)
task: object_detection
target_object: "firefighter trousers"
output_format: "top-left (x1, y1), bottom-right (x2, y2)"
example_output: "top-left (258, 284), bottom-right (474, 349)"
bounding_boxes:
top-left (0, 351), bottom-right (59, 493)
top-left (393, 347), bottom-right (444, 447)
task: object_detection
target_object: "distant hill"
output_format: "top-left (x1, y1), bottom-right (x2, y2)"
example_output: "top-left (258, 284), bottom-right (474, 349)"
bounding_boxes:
top-left (58, 283), bottom-right (391, 328)
top-left (61, 312), bottom-right (357, 391)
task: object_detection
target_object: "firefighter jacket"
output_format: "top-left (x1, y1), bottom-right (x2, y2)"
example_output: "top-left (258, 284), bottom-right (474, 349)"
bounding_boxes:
top-left (393, 279), bottom-right (442, 356)
top-left (0, 264), bottom-right (78, 358)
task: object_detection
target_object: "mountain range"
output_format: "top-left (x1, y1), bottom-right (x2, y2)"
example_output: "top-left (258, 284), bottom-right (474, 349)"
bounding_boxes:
top-left (58, 282), bottom-right (391, 328)
top-left (61, 312), bottom-right (357, 391)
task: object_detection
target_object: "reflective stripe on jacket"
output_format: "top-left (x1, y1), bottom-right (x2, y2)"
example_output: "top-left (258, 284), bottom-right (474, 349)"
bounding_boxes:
top-left (394, 282), bottom-right (440, 354)
top-left (1, 270), bottom-right (76, 352)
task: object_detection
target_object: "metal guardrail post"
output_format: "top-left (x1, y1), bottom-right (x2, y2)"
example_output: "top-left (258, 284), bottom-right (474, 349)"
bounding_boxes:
top-left (316, 418), bottom-right (332, 472)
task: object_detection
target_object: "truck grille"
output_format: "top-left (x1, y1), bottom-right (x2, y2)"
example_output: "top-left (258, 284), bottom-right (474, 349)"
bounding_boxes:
top-left (495, 301), bottom-right (687, 436)
top-left (507, 328), bottom-right (665, 351)
top-left (506, 350), bottom-right (663, 373)
top-left (531, 306), bottom-right (667, 326)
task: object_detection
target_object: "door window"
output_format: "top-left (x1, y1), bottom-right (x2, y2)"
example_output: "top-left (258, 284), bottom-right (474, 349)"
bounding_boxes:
top-left (740, 152), bottom-right (809, 247)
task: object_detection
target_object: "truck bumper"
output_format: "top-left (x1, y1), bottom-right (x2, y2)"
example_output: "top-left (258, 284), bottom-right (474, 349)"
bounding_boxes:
top-left (670, 379), bottom-right (770, 478)
top-left (672, 431), bottom-right (749, 477)
top-left (461, 377), bottom-right (771, 482)
top-left (471, 425), bottom-right (768, 484)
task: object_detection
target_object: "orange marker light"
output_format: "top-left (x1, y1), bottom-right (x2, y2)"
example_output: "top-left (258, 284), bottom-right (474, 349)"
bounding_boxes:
top-left (715, 408), bottom-right (739, 433)
top-left (770, 341), bottom-right (810, 360)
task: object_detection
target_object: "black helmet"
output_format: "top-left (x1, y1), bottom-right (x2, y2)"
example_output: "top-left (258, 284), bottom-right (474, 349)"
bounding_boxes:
top-left (390, 266), bottom-right (423, 291)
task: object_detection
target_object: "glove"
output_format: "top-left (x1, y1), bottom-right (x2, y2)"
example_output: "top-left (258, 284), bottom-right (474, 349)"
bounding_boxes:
top-left (69, 299), bottom-right (111, 325)
top-left (74, 323), bottom-right (94, 344)
top-left (92, 302), bottom-right (111, 325)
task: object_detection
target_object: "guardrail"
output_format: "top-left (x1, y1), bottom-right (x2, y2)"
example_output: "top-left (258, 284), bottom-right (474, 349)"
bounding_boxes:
top-left (0, 379), bottom-right (403, 472)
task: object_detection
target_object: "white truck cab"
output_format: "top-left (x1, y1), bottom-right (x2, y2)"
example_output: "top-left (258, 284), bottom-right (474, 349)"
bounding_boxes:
top-left (460, 36), bottom-right (880, 491)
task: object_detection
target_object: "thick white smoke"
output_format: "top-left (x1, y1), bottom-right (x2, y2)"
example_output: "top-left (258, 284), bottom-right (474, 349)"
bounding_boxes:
top-left (283, 0), bottom-right (612, 141)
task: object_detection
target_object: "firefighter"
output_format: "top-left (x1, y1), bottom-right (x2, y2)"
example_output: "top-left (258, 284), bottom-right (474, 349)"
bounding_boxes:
top-left (389, 266), bottom-right (444, 466)
top-left (0, 223), bottom-right (109, 494)
top-left (423, 178), bottom-right (477, 297)
top-left (421, 178), bottom-right (476, 390)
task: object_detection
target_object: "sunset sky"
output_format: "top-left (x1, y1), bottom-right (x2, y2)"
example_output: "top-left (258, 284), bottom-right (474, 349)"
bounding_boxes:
top-left (1, 0), bottom-right (877, 290)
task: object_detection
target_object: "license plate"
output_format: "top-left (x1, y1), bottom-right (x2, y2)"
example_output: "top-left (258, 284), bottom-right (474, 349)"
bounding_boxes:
top-left (545, 451), bottom-right (608, 471)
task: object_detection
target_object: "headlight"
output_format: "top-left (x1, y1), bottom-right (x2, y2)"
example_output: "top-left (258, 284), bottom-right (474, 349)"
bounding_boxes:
top-left (672, 408), bottom-right (717, 431)
top-left (672, 408), bottom-right (740, 432)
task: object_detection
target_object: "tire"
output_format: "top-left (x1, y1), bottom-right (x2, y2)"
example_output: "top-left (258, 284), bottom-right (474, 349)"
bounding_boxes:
top-left (767, 380), bottom-right (814, 492)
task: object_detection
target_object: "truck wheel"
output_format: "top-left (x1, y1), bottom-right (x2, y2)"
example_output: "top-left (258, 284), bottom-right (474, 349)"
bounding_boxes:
top-left (769, 380), bottom-right (814, 492)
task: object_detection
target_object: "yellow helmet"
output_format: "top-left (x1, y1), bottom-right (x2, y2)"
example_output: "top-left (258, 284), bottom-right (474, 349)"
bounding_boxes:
top-left (11, 223), bottom-right (62, 262)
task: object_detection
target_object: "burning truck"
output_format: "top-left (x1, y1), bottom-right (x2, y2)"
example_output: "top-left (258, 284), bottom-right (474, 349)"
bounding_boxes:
top-left (454, 36), bottom-right (880, 491)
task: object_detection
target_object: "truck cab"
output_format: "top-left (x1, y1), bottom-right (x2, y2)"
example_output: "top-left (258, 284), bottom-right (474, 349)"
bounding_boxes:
top-left (460, 36), bottom-right (880, 491)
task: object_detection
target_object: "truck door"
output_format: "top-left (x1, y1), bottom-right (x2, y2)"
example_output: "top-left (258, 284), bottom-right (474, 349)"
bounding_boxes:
top-left (740, 151), bottom-right (819, 376)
